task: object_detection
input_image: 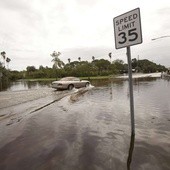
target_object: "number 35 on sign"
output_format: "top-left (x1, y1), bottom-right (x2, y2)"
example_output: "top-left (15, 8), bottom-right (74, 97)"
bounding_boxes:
top-left (113, 8), bottom-right (142, 49)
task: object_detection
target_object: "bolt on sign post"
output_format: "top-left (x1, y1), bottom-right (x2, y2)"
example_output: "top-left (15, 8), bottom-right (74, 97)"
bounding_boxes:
top-left (113, 8), bottom-right (143, 135)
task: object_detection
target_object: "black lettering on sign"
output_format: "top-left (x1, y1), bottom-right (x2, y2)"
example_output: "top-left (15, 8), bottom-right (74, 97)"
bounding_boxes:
top-left (118, 32), bottom-right (127, 44)
top-left (115, 13), bottom-right (138, 26)
top-left (116, 20), bottom-right (119, 26)
top-left (118, 21), bottom-right (135, 31)
top-left (118, 28), bottom-right (138, 44)
top-left (133, 13), bottom-right (138, 20)
top-left (129, 28), bottom-right (138, 41)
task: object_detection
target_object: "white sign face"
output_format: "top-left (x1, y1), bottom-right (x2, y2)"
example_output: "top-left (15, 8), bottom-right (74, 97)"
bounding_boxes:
top-left (113, 8), bottom-right (142, 49)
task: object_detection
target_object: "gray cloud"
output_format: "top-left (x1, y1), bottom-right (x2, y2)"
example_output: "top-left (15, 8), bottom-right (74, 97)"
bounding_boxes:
top-left (76, 0), bottom-right (98, 7)
top-left (157, 7), bottom-right (170, 15)
top-left (61, 46), bottom-right (126, 64)
top-left (1, 0), bottom-right (170, 70)
top-left (155, 7), bottom-right (170, 32)
top-left (0, 0), bottom-right (43, 30)
top-left (0, 0), bottom-right (31, 11)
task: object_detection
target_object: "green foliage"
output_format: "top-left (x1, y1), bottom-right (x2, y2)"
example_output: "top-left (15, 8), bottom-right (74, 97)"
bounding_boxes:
top-left (92, 59), bottom-right (111, 75)
top-left (131, 58), bottom-right (138, 69)
top-left (113, 59), bottom-right (125, 73)
top-left (26, 66), bottom-right (36, 72)
top-left (132, 58), bottom-right (167, 73)
top-left (2, 57), bottom-right (167, 81)
top-left (9, 70), bottom-right (23, 80)
top-left (25, 66), bottom-right (55, 79)
top-left (51, 51), bottom-right (65, 69)
top-left (0, 66), bottom-right (10, 90)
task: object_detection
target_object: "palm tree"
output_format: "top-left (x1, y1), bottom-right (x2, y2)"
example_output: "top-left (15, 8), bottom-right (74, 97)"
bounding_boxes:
top-left (92, 56), bottom-right (95, 61)
top-left (108, 52), bottom-right (112, 63)
top-left (6, 57), bottom-right (11, 69)
top-left (1, 51), bottom-right (6, 67)
top-left (68, 58), bottom-right (71, 64)
top-left (78, 57), bottom-right (81, 62)
top-left (51, 51), bottom-right (65, 69)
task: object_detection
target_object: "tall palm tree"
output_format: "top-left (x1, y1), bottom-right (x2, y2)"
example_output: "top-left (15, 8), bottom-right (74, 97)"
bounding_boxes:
top-left (108, 52), bottom-right (112, 63)
top-left (6, 57), bottom-right (11, 69)
top-left (78, 57), bottom-right (81, 62)
top-left (68, 58), bottom-right (71, 64)
top-left (51, 51), bottom-right (65, 69)
top-left (1, 51), bottom-right (6, 67)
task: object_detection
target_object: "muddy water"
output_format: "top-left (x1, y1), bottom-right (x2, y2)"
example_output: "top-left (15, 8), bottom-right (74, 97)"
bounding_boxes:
top-left (0, 78), bottom-right (170, 170)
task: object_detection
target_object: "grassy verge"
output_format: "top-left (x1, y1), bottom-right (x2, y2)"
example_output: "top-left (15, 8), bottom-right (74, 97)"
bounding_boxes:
top-left (79, 75), bottom-right (116, 80)
top-left (21, 75), bottom-right (117, 81)
top-left (20, 78), bottom-right (56, 81)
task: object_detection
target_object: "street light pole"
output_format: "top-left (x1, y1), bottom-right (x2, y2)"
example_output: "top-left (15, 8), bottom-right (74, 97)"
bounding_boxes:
top-left (151, 35), bottom-right (170, 41)
top-left (151, 35), bottom-right (170, 76)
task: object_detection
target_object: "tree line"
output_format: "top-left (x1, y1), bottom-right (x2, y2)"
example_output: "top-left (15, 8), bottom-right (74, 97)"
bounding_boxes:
top-left (10, 59), bottom-right (167, 80)
top-left (0, 51), bottom-right (168, 81)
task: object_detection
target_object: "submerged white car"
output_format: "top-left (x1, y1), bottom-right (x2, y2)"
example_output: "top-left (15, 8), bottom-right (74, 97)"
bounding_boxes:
top-left (52, 77), bottom-right (90, 90)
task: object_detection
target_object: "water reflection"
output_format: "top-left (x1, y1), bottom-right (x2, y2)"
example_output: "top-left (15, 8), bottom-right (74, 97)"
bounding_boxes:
top-left (127, 133), bottom-right (135, 170)
top-left (0, 77), bottom-right (165, 92)
top-left (0, 80), bottom-right (52, 92)
top-left (0, 79), bottom-right (10, 91)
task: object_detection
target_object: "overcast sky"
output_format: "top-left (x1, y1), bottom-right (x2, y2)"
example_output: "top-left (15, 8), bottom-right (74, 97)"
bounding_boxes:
top-left (0, 0), bottom-right (170, 71)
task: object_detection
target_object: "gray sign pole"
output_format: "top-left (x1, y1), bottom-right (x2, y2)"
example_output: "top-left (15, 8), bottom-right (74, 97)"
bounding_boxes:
top-left (127, 46), bottom-right (135, 135)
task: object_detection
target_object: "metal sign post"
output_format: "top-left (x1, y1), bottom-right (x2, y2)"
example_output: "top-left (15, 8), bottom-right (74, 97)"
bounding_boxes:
top-left (113, 8), bottom-right (142, 135)
top-left (127, 46), bottom-right (135, 135)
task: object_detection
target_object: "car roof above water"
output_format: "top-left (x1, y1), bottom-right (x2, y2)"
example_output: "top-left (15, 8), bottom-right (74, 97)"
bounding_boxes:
top-left (60, 77), bottom-right (80, 81)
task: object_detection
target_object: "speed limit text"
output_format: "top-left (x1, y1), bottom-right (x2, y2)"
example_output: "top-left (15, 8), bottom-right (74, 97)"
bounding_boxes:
top-left (115, 14), bottom-right (138, 31)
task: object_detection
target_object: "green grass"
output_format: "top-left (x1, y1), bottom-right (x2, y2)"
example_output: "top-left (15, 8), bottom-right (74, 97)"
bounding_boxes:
top-left (22, 75), bottom-right (117, 81)
top-left (22, 78), bottom-right (56, 81)
top-left (79, 75), bottom-right (116, 80)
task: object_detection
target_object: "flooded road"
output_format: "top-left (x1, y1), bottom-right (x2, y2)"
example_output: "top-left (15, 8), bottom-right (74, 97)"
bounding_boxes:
top-left (0, 78), bottom-right (170, 170)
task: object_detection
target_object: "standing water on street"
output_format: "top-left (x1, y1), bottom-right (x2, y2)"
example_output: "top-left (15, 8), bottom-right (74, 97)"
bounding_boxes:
top-left (0, 78), bottom-right (170, 170)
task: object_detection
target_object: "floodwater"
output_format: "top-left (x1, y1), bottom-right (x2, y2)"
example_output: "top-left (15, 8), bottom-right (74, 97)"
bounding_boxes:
top-left (0, 78), bottom-right (170, 170)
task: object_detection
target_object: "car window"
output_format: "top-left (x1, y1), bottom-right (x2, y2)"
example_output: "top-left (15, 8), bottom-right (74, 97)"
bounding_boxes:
top-left (60, 78), bottom-right (68, 81)
top-left (60, 77), bottom-right (80, 81)
top-left (73, 78), bottom-right (80, 81)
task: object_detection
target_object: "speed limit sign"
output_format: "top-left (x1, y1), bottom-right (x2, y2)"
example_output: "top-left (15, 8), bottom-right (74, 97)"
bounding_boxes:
top-left (113, 8), bottom-right (142, 49)
top-left (113, 8), bottom-right (143, 135)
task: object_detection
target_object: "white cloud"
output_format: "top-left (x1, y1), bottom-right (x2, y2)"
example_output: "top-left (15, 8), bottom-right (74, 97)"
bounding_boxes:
top-left (0, 0), bottom-right (170, 70)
